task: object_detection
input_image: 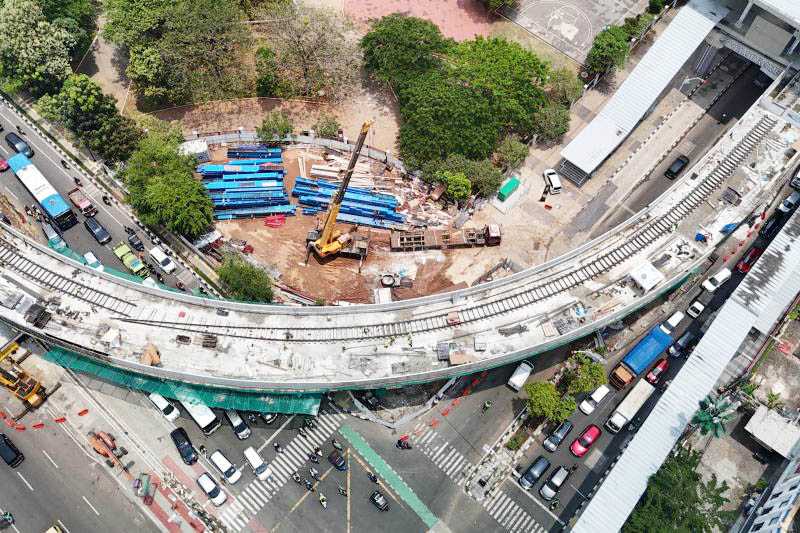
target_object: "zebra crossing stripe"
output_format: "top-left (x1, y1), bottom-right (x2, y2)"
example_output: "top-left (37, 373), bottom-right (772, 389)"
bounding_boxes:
top-left (436, 448), bottom-right (457, 469)
top-left (502, 504), bottom-right (522, 527)
top-left (236, 494), bottom-right (259, 514)
top-left (493, 495), bottom-right (513, 519)
top-left (446, 455), bottom-right (466, 476)
top-left (486, 492), bottom-right (505, 514)
top-left (430, 443), bottom-right (448, 462)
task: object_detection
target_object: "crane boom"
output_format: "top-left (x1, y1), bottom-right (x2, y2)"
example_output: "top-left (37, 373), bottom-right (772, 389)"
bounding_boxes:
top-left (311, 120), bottom-right (372, 258)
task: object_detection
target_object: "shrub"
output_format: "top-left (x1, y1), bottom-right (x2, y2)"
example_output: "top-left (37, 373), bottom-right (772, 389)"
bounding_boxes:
top-left (648, 0), bottom-right (665, 14)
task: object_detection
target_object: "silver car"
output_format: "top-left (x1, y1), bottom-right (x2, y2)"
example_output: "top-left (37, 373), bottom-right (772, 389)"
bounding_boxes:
top-left (543, 421), bottom-right (573, 452)
top-left (539, 466), bottom-right (570, 501)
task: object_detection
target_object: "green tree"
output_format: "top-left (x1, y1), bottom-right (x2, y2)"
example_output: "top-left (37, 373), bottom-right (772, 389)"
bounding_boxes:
top-left (624, 447), bottom-right (734, 532)
top-left (494, 135), bottom-right (528, 170)
top-left (447, 37), bottom-right (548, 137)
top-left (361, 14), bottom-right (452, 88)
top-left (482, 0), bottom-right (518, 10)
top-left (218, 255), bottom-right (274, 303)
top-left (0, 0), bottom-right (74, 95)
top-left (585, 25), bottom-right (630, 74)
top-left (766, 391), bottom-right (784, 411)
top-left (621, 14), bottom-right (655, 40)
top-left (438, 170), bottom-right (471, 203)
top-left (524, 382), bottom-right (576, 423)
top-left (313, 114), bottom-right (341, 139)
top-left (255, 46), bottom-right (285, 97)
top-left (93, 115), bottom-right (145, 164)
top-left (532, 102), bottom-right (570, 143)
top-left (565, 353), bottom-right (607, 395)
top-left (648, 0), bottom-right (665, 14)
top-left (398, 72), bottom-right (501, 168)
top-left (257, 111), bottom-right (293, 144)
top-left (691, 395), bottom-right (736, 438)
top-left (122, 127), bottom-right (212, 238)
top-left (422, 154), bottom-right (504, 198)
top-left (126, 46), bottom-right (171, 104)
top-left (548, 67), bottom-right (583, 106)
top-left (268, 2), bottom-right (360, 99)
top-left (104, 0), bottom-right (172, 46)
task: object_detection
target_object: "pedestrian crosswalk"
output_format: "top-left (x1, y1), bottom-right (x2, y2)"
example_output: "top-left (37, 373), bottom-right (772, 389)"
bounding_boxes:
top-left (411, 421), bottom-right (540, 533)
top-left (411, 423), bottom-right (471, 486)
top-left (217, 409), bottom-right (347, 531)
top-left (481, 490), bottom-right (543, 533)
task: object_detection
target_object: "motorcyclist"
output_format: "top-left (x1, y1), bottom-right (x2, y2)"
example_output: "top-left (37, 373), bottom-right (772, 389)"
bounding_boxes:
top-left (273, 442), bottom-right (283, 453)
top-left (319, 493), bottom-right (327, 508)
top-left (337, 485), bottom-right (348, 497)
top-left (313, 445), bottom-right (322, 456)
top-left (367, 472), bottom-right (378, 483)
top-left (331, 438), bottom-right (343, 451)
top-left (291, 471), bottom-right (301, 483)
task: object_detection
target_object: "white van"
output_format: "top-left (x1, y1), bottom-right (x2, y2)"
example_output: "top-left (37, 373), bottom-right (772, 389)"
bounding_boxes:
top-left (543, 169), bottom-right (562, 194)
top-left (507, 361), bottom-right (534, 392)
top-left (148, 392), bottom-right (179, 422)
top-left (579, 385), bottom-right (611, 415)
top-left (210, 450), bottom-right (241, 484)
top-left (243, 446), bottom-right (272, 481)
top-left (178, 399), bottom-right (221, 435)
top-left (658, 311), bottom-right (685, 336)
top-left (225, 409), bottom-right (251, 440)
top-left (148, 246), bottom-right (176, 274)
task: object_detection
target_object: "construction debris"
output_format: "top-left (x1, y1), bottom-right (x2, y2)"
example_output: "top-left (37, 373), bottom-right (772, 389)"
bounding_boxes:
top-left (390, 225), bottom-right (501, 252)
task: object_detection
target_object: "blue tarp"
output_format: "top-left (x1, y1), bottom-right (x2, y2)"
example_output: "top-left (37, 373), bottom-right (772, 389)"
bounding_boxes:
top-left (204, 180), bottom-right (282, 191)
top-left (622, 326), bottom-right (673, 375)
top-left (216, 172), bottom-right (284, 182)
top-left (214, 204), bottom-right (296, 220)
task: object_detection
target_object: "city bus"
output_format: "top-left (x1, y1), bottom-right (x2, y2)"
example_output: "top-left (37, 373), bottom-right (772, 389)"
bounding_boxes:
top-left (7, 154), bottom-right (77, 231)
top-left (178, 399), bottom-right (221, 435)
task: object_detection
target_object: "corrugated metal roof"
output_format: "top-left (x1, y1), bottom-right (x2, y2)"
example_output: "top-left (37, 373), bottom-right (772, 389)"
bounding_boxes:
top-left (560, 0), bottom-right (728, 175)
top-left (573, 208), bottom-right (800, 533)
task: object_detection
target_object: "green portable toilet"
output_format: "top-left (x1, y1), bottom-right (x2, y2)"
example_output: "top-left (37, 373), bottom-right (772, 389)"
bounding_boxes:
top-left (497, 176), bottom-right (520, 202)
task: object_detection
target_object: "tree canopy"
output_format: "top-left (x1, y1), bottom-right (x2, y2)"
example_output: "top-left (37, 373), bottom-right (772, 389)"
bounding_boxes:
top-left (121, 126), bottom-right (213, 239)
top-left (623, 448), bottom-right (734, 532)
top-left (532, 102), bottom-right (570, 143)
top-left (360, 14), bottom-right (451, 88)
top-left (218, 255), bottom-right (274, 303)
top-left (586, 25), bottom-right (631, 74)
top-left (37, 74), bottom-right (143, 164)
top-left (107, 0), bottom-right (251, 106)
top-left (0, 0), bottom-right (74, 95)
top-left (565, 353), bottom-right (607, 395)
top-left (494, 135), bottom-right (528, 170)
top-left (524, 382), bottom-right (576, 423)
top-left (422, 154), bottom-right (504, 198)
top-left (439, 171), bottom-right (471, 203)
top-left (257, 111), bottom-right (293, 144)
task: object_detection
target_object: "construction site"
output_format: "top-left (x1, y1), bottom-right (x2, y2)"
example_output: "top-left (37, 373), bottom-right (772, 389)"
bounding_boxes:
top-left (188, 123), bottom-right (508, 305)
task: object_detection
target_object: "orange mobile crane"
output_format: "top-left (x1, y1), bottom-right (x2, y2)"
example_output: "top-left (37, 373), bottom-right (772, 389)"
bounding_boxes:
top-left (306, 121), bottom-right (372, 265)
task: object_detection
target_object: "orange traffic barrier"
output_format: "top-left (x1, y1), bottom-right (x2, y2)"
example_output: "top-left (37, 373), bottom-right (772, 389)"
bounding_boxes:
top-left (32, 422), bottom-right (45, 429)
top-left (77, 408), bottom-right (89, 416)
top-left (53, 417), bottom-right (66, 423)
top-left (14, 424), bottom-right (25, 431)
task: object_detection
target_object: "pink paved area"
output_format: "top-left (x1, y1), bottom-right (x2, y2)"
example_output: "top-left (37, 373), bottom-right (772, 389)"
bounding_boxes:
top-left (345, 0), bottom-right (494, 41)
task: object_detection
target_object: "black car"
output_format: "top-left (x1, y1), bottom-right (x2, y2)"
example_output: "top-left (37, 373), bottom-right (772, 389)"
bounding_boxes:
top-left (0, 434), bottom-right (23, 467)
top-left (664, 155), bottom-right (689, 179)
top-left (669, 329), bottom-right (697, 358)
top-left (5, 132), bottom-right (33, 158)
top-left (84, 217), bottom-right (111, 244)
top-left (170, 427), bottom-right (198, 465)
top-left (518, 456), bottom-right (550, 490)
top-left (328, 450), bottom-right (347, 471)
top-left (759, 212), bottom-right (785, 241)
top-left (128, 232), bottom-right (144, 252)
top-left (543, 420), bottom-right (574, 452)
top-left (370, 490), bottom-right (389, 511)
top-left (259, 412), bottom-right (277, 424)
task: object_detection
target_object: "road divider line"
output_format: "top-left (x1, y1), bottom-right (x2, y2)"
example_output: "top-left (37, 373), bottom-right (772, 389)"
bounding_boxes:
top-left (57, 519), bottom-right (71, 533)
top-left (82, 495), bottom-right (100, 516)
top-left (338, 425), bottom-right (439, 528)
top-left (257, 415), bottom-right (294, 453)
top-left (16, 472), bottom-right (33, 491)
top-left (42, 449), bottom-right (59, 468)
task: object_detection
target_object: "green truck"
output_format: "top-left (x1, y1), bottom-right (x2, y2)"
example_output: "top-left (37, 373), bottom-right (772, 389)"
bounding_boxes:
top-left (497, 176), bottom-right (520, 202)
top-left (113, 242), bottom-right (149, 278)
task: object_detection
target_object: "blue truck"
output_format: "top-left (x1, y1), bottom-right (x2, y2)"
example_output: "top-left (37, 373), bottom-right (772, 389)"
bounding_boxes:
top-left (609, 325), bottom-right (673, 389)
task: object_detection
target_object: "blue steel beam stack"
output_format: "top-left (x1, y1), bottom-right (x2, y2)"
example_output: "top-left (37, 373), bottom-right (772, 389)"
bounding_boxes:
top-left (198, 146), bottom-right (296, 220)
top-left (291, 176), bottom-right (405, 230)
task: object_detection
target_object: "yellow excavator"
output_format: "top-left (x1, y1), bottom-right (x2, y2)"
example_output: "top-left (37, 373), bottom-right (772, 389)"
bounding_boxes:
top-left (0, 333), bottom-right (45, 409)
top-left (306, 120), bottom-right (372, 265)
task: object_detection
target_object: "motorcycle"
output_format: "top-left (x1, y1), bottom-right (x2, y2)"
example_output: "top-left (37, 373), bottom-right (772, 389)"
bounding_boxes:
top-left (396, 439), bottom-right (412, 450)
top-left (319, 493), bottom-right (327, 509)
top-left (102, 195), bottom-right (112, 206)
top-left (304, 417), bottom-right (316, 429)
top-left (313, 446), bottom-right (323, 457)
top-left (337, 485), bottom-right (348, 497)
top-left (155, 272), bottom-right (164, 283)
top-left (291, 471), bottom-right (302, 484)
top-left (309, 467), bottom-right (320, 480)
top-left (307, 453), bottom-right (320, 464)
top-left (247, 413), bottom-right (257, 424)
top-left (298, 427), bottom-right (309, 439)
top-left (549, 497), bottom-right (559, 511)
top-left (273, 442), bottom-right (283, 454)
top-left (60, 159), bottom-right (69, 169)
top-left (0, 512), bottom-right (13, 527)
top-left (367, 472), bottom-right (378, 484)
top-left (124, 226), bottom-right (136, 235)
top-left (73, 176), bottom-right (82, 187)
top-left (331, 438), bottom-right (343, 451)
top-left (304, 479), bottom-right (314, 492)
top-left (176, 281), bottom-right (186, 291)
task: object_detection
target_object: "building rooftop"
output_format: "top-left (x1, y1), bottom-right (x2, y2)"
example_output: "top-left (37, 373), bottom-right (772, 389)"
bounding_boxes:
top-left (745, 405), bottom-right (800, 458)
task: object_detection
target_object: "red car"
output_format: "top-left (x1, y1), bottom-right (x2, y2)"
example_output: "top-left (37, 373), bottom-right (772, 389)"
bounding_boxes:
top-left (736, 246), bottom-right (764, 273)
top-left (646, 358), bottom-right (669, 384)
top-left (0, 159), bottom-right (8, 172)
top-left (570, 425), bottom-right (601, 457)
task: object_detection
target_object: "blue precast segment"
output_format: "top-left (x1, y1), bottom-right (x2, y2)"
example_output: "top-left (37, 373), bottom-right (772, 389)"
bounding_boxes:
top-left (213, 204), bottom-right (296, 219)
top-left (204, 180), bottom-right (282, 191)
top-left (216, 172), bottom-right (284, 182)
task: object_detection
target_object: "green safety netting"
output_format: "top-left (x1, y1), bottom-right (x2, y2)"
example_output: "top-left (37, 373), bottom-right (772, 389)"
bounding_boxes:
top-left (43, 348), bottom-right (321, 415)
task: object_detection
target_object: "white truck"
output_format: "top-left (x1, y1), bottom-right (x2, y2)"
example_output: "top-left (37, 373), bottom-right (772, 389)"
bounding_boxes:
top-left (605, 379), bottom-right (655, 433)
top-left (507, 361), bottom-right (534, 392)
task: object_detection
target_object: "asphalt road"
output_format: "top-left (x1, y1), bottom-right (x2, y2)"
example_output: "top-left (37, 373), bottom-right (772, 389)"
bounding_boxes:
top-left (0, 405), bottom-right (156, 532)
top-left (593, 61), bottom-right (766, 237)
top-left (0, 104), bottom-right (194, 291)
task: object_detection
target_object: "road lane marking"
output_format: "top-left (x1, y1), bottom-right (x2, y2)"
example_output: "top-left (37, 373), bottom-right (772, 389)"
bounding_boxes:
top-left (57, 519), bottom-right (71, 532)
top-left (16, 472), bottom-right (33, 491)
top-left (42, 449), bottom-right (59, 468)
top-left (346, 449), bottom-right (351, 533)
top-left (257, 415), bottom-right (295, 453)
top-left (505, 476), bottom-right (563, 524)
top-left (4, 188), bottom-right (17, 201)
top-left (82, 495), bottom-right (100, 516)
